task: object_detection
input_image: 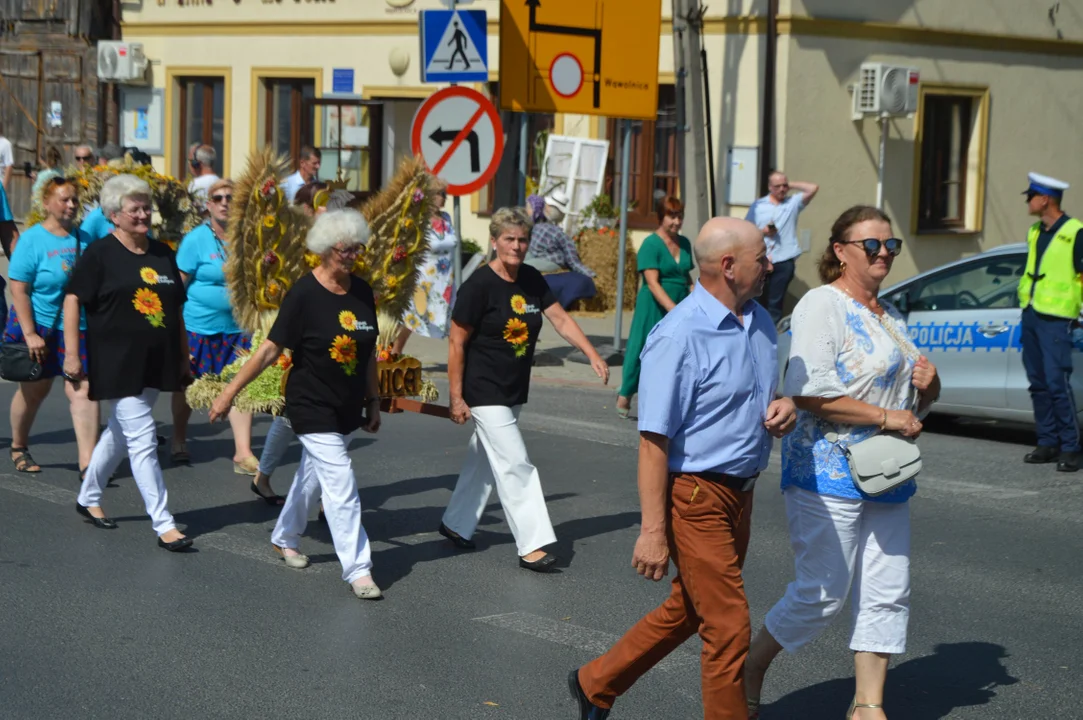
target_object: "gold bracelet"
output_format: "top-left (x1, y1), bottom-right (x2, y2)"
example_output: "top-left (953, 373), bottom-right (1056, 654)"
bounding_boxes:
top-left (879, 409), bottom-right (887, 430)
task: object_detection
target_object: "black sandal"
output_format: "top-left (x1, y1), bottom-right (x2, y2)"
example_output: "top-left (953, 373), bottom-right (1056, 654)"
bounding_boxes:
top-left (519, 552), bottom-right (559, 573)
top-left (250, 482), bottom-right (286, 506)
top-left (438, 522), bottom-right (476, 550)
top-left (10, 447), bottom-right (42, 474)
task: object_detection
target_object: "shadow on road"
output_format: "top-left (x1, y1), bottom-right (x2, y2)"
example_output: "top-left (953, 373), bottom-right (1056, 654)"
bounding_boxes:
top-left (763, 641), bottom-right (1017, 719)
top-left (924, 414), bottom-right (1036, 447)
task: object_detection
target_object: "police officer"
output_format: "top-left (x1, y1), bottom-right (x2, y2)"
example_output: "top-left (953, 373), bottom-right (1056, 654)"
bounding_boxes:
top-left (1018, 172), bottom-right (1083, 472)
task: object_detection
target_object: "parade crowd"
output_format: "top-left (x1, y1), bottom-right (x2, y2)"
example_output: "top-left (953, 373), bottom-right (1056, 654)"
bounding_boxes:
top-left (3, 135), bottom-right (1082, 720)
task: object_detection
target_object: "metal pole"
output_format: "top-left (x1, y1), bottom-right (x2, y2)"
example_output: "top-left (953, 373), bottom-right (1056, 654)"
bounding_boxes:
top-left (876, 113), bottom-right (887, 210)
top-left (701, 43), bottom-right (717, 215)
top-left (613, 119), bottom-right (633, 351)
top-left (518, 114), bottom-right (529, 205)
top-left (453, 195), bottom-right (463, 289)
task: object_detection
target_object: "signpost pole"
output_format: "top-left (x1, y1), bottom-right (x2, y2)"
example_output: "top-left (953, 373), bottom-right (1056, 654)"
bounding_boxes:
top-left (518, 114), bottom-right (529, 205)
top-left (453, 195), bottom-right (463, 289)
top-left (612, 118), bottom-right (633, 351)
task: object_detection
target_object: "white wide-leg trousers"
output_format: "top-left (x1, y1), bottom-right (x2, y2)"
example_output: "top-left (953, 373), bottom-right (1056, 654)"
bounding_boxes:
top-left (77, 389), bottom-right (176, 536)
top-left (270, 432), bottom-right (372, 584)
top-left (765, 486), bottom-right (911, 655)
top-left (258, 415), bottom-right (295, 476)
top-left (442, 405), bottom-right (556, 556)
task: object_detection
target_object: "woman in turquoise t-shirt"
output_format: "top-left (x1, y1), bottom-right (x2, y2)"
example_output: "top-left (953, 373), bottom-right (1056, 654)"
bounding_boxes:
top-left (4, 177), bottom-right (99, 477)
top-left (169, 178), bottom-right (258, 474)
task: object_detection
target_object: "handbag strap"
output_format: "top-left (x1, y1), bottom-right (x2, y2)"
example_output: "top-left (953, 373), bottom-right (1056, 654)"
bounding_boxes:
top-left (872, 311), bottom-right (920, 411)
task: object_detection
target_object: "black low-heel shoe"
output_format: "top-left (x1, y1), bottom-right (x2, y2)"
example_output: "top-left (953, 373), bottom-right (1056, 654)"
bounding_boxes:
top-left (157, 536), bottom-right (194, 552)
top-left (75, 503), bottom-right (118, 530)
top-left (438, 522), bottom-right (476, 550)
top-left (519, 552), bottom-right (559, 573)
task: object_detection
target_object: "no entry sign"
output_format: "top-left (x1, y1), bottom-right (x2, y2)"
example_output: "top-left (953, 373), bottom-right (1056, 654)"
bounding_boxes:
top-left (411, 86), bottom-right (505, 196)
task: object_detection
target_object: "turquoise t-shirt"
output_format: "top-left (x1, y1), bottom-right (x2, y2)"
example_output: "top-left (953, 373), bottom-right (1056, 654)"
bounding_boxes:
top-left (0, 181), bottom-right (13, 222)
top-left (79, 206), bottom-right (115, 241)
top-left (7, 224), bottom-right (93, 330)
top-left (176, 223), bottom-right (240, 335)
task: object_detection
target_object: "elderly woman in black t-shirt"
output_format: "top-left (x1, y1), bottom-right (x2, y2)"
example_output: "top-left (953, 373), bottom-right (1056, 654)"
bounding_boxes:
top-left (440, 206), bottom-right (610, 572)
top-left (63, 174), bottom-right (192, 551)
top-left (211, 209), bottom-right (383, 600)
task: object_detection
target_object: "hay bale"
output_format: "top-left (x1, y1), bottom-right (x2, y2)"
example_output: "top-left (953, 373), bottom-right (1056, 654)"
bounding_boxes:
top-left (574, 229), bottom-right (638, 312)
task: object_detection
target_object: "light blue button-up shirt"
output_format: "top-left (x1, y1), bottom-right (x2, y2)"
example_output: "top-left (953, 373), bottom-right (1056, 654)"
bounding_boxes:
top-left (744, 192), bottom-right (806, 264)
top-left (638, 282), bottom-right (779, 478)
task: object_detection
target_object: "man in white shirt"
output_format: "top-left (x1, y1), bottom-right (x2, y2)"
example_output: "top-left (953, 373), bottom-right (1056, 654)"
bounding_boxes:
top-left (187, 144), bottom-right (220, 203)
top-left (283, 146), bottom-right (322, 202)
top-left (0, 123), bottom-right (14, 191)
top-left (744, 171), bottom-right (819, 323)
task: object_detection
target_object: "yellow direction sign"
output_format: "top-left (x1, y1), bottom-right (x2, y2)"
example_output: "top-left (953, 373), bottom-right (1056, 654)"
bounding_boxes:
top-left (499, 0), bottom-right (662, 120)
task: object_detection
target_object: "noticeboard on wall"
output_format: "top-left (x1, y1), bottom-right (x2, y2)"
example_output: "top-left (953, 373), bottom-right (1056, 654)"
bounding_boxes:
top-left (120, 87), bottom-right (165, 156)
top-left (727, 146), bottom-right (760, 207)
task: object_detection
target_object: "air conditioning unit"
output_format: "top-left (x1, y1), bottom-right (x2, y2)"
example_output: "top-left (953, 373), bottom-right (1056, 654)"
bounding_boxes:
top-left (852, 63), bottom-right (919, 119)
top-left (97, 41), bottom-right (148, 83)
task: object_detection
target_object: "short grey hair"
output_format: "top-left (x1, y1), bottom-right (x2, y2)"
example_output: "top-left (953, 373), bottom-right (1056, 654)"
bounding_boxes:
top-left (194, 144), bottom-right (216, 168)
top-left (101, 174), bottom-right (152, 218)
top-left (489, 206), bottom-right (533, 240)
top-left (307, 209), bottom-right (371, 256)
top-left (542, 204), bottom-right (564, 224)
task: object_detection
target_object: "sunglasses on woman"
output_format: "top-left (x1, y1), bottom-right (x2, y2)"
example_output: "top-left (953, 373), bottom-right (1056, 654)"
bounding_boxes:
top-left (74, 154), bottom-right (93, 162)
top-left (210, 194), bottom-right (232, 204)
top-left (841, 238), bottom-right (903, 257)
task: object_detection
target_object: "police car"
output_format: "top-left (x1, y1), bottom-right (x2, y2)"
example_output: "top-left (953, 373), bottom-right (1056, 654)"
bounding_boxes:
top-left (776, 243), bottom-right (1083, 423)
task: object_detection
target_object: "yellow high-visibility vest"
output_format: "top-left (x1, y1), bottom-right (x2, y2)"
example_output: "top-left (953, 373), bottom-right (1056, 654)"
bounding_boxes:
top-left (1018, 216), bottom-right (1083, 319)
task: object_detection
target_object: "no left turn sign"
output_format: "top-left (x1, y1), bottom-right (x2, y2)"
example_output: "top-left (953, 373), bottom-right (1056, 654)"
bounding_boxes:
top-left (411, 86), bottom-right (505, 196)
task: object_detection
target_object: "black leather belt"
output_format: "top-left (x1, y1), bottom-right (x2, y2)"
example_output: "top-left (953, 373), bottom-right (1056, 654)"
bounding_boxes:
top-left (690, 470), bottom-right (759, 492)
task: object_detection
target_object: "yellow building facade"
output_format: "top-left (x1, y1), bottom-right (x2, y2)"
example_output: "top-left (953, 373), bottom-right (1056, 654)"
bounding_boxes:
top-left (119, 0), bottom-right (1083, 295)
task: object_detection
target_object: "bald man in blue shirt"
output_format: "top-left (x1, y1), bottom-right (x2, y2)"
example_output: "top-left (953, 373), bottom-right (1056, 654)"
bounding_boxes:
top-left (570, 217), bottom-right (797, 720)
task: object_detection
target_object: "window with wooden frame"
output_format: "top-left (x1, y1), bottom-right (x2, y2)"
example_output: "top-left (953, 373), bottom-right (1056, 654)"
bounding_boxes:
top-left (604, 85), bottom-right (678, 230)
top-left (176, 76), bottom-right (225, 178)
top-left (303, 98), bottom-right (384, 199)
top-left (913, 85), bottom-right (989, 234)
top-left (263, 78), bottom-right (315, 167)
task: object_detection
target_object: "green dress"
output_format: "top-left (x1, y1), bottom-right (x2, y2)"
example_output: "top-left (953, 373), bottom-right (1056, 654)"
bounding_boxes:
top-left (619, 232), bottom-right (694, 398)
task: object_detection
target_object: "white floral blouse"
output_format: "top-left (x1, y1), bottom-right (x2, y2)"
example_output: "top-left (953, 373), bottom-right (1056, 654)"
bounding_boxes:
top-left (781, 285), bottom-right (921, 503)
top-left (402, 211), bottom-right (459, 339)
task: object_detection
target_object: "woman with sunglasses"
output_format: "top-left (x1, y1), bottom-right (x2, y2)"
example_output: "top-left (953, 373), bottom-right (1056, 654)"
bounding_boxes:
top-left (393, 177), bottom-right (458, 354)
top-left (63, 174), bottom-right (192, 550)
top-left (4, 177), bottom-right (98, 477)
top-left (615, 195), bottom-right (694, 419)
top-left (744, 206), bottom-right (940, 720)
top-left (168, 179), bottom-right (266, 481)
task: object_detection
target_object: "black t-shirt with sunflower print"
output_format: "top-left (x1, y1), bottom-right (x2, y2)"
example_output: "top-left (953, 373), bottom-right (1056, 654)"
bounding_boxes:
top-left (452, 264), bottom-right (557, 408)
top-left (268, 272), bottom-right (379, 436)
top-left (66, 234), bottom-right (187, 401)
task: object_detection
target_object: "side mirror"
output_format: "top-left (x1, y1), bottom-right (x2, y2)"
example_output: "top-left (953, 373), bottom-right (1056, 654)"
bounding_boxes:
top-left (891, 292), bottom-right (910, 314)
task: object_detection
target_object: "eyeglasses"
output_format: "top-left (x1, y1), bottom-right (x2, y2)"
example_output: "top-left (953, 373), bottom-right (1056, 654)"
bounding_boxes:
top-left (770, 183), bottom-right (790, 190)
top-left (841, 238), bottom-right (903, 257)
top-left (333, 246), bottom-right (361, 258)
top-left (74, 155), bottom-right (93, 162)
top-left (121, 207), bottom-right (152, 219)
top-left (210, 194), bottom-right (233, 204)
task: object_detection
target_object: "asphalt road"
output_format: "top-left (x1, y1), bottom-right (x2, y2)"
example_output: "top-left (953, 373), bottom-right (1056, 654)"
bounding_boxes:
top-left (0, 378), bottom-right (1080, 719)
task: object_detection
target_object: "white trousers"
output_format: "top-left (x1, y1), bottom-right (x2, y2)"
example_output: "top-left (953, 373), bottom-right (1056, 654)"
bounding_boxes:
top-left (258, 415), bottom-right (295, 476)
top-left (78, 389), bottom-right (176, 536)
top-left (765, 487), bottom-right (911, 655)
top-left (270, 432), bottom-right (372, 584)
top-left (442, 405), bottom-right (556, 556)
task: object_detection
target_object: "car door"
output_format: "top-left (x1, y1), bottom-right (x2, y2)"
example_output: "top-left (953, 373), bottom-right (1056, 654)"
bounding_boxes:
top-left (885, 253), bottom-right (1026, 416)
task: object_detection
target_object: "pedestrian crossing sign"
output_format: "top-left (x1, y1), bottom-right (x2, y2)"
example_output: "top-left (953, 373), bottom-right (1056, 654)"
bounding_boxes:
top-left (420, 9), bottom-right (489, 83)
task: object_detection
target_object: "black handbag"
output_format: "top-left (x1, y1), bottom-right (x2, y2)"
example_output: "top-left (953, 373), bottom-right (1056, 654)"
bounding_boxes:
top-left (0, 235), bottom-right (80, 382)
top-left (0, 341), bottom-right (44, 382)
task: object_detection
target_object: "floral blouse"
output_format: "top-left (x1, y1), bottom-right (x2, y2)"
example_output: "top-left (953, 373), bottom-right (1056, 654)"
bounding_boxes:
top-left (402, 211), bottom-right (458, 339)
top-left (781, 285), bottom-right (921, 503)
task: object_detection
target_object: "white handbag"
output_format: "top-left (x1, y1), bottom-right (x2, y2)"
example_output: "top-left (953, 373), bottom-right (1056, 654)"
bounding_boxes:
top-left (842, 434), bottom-right (923, 496)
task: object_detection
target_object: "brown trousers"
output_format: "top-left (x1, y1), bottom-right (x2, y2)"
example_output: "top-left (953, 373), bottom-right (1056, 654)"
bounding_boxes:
top-left (579, 472), bottom-right (755, 720)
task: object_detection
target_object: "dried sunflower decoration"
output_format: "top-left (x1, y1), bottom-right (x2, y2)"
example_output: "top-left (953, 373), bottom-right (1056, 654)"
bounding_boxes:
top-left (27, 154), bottom-right (201, 250)
top-left (186, 151), bottom-right (441, 414)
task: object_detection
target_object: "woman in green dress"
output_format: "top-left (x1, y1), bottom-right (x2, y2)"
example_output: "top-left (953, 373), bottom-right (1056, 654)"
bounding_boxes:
top-left (616, 196), bottom-right (695, 417)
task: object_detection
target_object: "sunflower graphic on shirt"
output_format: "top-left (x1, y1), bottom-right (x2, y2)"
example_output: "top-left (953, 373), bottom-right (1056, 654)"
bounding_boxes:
top-left (503, 318), bottom-right (530, 358)
top-left (133, 287), bottom-right (165, 328)
top-left (139, 267), bottom-right (159, 285)
top-left (330, 334), bottom-right (359, 375)
top-left (510, 294), bottom-right (528, 315)
top-left (338, 310), bottom-right (359, 331)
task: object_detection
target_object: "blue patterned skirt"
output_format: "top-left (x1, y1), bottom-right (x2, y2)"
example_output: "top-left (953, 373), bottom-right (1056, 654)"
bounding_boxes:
top-left (188, 331), bottom-right (251, 378)
top-left (3, 308), bottom-right (88, 379)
